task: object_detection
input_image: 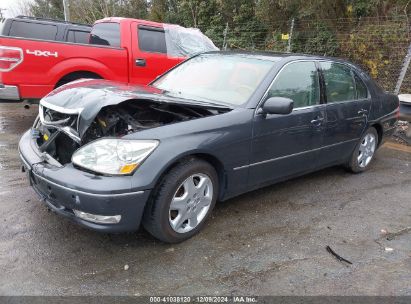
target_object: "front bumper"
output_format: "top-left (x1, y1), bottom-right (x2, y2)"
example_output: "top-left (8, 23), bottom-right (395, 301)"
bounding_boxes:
top-left (18, 129), bottom-right (151, 233)
top-left (0, 84), bottom-right (20, 100)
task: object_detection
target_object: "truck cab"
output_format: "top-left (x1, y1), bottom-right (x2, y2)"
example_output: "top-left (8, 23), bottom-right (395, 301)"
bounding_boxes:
top-left (0, 17), bottom-right (218, 101)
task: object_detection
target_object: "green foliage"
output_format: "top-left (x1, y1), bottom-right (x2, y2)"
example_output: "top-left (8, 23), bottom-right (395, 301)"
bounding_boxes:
top-left (293, 22), bottom-right (339, 56)
top-left (114, 0), bottom-right (148, 19)
top-left (29, 0), bottom-right (64, 20)
top-left (227, 1), bottom-right (267, 49)
top-left (341, 21), bottom-right (409, 91)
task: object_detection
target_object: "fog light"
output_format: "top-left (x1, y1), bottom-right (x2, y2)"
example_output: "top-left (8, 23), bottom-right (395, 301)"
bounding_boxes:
top-left (73, 210), bottom-right (121, 224)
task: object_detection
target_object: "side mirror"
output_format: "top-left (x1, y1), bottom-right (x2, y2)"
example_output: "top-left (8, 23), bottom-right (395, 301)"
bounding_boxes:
top-left (260, 97), bottom-right (294, 115)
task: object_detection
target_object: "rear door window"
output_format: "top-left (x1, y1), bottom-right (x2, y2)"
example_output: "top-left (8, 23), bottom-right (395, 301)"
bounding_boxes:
top-left (66, 30), bottom-right (90, 44)
top-left (138, 26), bottom-right (167, 54)
top-left (321, 62), bottom-right (356, 103)
top-left (90, 23), bottom-right (120, 47)
top-left (9, 21), bottom-right (57, 40)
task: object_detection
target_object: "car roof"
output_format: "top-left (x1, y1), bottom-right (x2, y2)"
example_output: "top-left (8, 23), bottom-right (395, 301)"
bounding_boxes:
top-left (199, 50), bottom-right (368, 76)
top-left (201, 50), bottom-right (352, 64)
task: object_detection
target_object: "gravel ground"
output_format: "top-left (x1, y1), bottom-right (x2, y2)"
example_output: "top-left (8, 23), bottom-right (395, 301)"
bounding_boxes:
top-left (0, 102), bottom-right (410, 296)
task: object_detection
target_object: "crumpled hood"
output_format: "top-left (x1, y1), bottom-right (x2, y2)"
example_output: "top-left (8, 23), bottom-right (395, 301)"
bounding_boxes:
top-left (40, 79), bottom-right (193, 137)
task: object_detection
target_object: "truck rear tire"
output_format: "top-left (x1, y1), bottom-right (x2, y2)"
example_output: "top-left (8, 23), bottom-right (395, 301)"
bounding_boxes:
top-left (55, 72), bottom-right (102, 88)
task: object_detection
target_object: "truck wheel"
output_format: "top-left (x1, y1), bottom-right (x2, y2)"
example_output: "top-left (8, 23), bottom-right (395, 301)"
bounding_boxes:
top-left (346, 127), bottom-right (378, 173)
top-left (143, 158), bottom-right (218, 243)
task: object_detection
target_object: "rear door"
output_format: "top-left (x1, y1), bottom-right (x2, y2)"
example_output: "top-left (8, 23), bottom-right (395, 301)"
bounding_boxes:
top-left (248, 61), bottom-right (326, 187)
top-left (130, 23), bottom-right (182, 85)
top-left (318, 61), bottom-right (372, 166)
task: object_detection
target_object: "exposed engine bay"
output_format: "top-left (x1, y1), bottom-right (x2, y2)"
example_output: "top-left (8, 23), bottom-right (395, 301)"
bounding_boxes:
top-left (34, 99), bottom-right (229, 165)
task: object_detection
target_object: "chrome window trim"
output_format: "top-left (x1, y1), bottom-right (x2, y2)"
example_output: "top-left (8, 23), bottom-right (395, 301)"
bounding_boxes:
top-left (255, 59), bottom-right (321, 115)
top-left (291, 103), bottom-right (326, 112)
top-left (320, 98), bottom-right (370, 106)
top-left (233, 138), bottom-right (359, 171)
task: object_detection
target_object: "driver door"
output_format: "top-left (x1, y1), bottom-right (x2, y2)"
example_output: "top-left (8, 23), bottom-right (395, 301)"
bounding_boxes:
top-left (131, 22), bottom-right (183, 85)
top-left (249, 61), bottom-right (326, 187)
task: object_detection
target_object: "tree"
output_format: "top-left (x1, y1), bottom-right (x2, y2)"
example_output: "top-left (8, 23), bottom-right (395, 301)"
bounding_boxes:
top-left (29, 0), bottom-right (64, 19)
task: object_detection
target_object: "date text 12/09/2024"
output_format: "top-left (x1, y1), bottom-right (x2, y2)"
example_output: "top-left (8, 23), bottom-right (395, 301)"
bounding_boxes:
top-left (149, 296), bottom-right (258, 303)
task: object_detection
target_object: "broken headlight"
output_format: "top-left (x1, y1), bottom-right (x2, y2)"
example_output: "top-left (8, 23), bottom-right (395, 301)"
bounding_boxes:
top-left (71, 139), bottom-right (159, 175)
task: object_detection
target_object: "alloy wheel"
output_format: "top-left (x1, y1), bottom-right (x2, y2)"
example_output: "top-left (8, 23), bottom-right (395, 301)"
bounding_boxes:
top-left (357, 133), bottom-right (376, 168)
top-left (168, 173), bottom-right (213, 233)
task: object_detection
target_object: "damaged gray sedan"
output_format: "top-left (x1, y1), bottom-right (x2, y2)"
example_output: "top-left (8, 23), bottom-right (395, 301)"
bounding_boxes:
top-left (19, 52), bottom-right (399, 243)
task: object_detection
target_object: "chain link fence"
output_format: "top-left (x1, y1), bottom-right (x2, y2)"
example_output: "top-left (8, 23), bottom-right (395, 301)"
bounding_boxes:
top-left (202, 16), bottom-right (411, 94)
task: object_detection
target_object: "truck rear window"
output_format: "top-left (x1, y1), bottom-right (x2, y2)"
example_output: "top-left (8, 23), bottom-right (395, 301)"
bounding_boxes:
top-left (9, 21), bottom-right (57, 40)
top-left (90, 23), bottom-right (120, 47)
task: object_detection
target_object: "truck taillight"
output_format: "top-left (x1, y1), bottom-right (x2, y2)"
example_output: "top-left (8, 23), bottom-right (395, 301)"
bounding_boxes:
top-left (0, 46), bottom-right (23, 72)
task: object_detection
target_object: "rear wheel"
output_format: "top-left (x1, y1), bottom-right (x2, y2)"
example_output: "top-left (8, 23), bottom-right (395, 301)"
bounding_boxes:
top-left (347, 127), bottom-right (378, 173)
top-left (143, 158), bottom-right (218, 243)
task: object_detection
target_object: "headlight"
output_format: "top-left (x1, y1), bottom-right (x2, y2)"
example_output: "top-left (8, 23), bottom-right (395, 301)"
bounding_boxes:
top-left (72, 139), bottom-right (159, 175)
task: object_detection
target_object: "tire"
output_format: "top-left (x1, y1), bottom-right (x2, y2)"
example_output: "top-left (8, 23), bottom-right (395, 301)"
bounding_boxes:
top-left (142, 157), bottom-right (219, 243)
top-left (55, 73), bottom-right (101, 88)
top-left (347, 127), bottom-right (379, 173)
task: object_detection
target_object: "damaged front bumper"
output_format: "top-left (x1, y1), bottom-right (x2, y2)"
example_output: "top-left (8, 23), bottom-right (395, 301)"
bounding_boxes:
top-left (18, 129), bottom-right (151, 233)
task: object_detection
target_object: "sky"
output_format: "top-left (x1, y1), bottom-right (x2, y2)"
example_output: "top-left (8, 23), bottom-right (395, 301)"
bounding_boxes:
top-left (0, 0), bottom-right (33, 18)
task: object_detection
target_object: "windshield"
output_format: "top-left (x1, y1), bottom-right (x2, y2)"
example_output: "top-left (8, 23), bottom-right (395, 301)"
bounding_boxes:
top-left (152, 54), bottom-right (276, 106)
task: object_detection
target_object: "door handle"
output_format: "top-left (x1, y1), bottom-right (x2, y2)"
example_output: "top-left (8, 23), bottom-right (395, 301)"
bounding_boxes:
top-left (311, 116), bottom-right (324, 126)
top-left (135, 58), bottom-right (146, 67)
top-left (358, 109), bottom-right (368, 116)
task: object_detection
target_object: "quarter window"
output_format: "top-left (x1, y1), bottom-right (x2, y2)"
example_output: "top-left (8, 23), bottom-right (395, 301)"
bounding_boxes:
top-left (354, 73), bottom-right (368, 99)
top-left (267, 61), bottom-right (320, 108)
top-left (322, 62), bottom-right (355, 103)
top-left (138, 27), bottom-right (167, 54)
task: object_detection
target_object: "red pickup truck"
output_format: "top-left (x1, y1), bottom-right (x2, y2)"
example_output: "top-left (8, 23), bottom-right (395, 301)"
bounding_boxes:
top-left (0, 17), bottom-right (217, 101)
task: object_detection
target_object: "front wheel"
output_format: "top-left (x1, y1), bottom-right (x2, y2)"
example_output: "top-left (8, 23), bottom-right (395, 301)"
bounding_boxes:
top-left (347, 127), bottom-right (379, 173)
top-left (143, 158), bottom-right (218, 243)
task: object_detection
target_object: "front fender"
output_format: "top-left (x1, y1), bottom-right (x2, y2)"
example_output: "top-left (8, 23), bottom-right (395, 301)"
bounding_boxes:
top-left (128, 110), bottom-right (254, 199)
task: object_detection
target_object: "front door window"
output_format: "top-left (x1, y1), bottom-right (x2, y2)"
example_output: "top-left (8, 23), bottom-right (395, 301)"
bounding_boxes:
top-left (267, 61), bottom-right (320, 108)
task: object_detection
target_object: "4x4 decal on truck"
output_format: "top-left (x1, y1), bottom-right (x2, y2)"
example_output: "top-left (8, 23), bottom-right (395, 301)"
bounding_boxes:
top-left (26, 49), bottom-right (58, 58)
